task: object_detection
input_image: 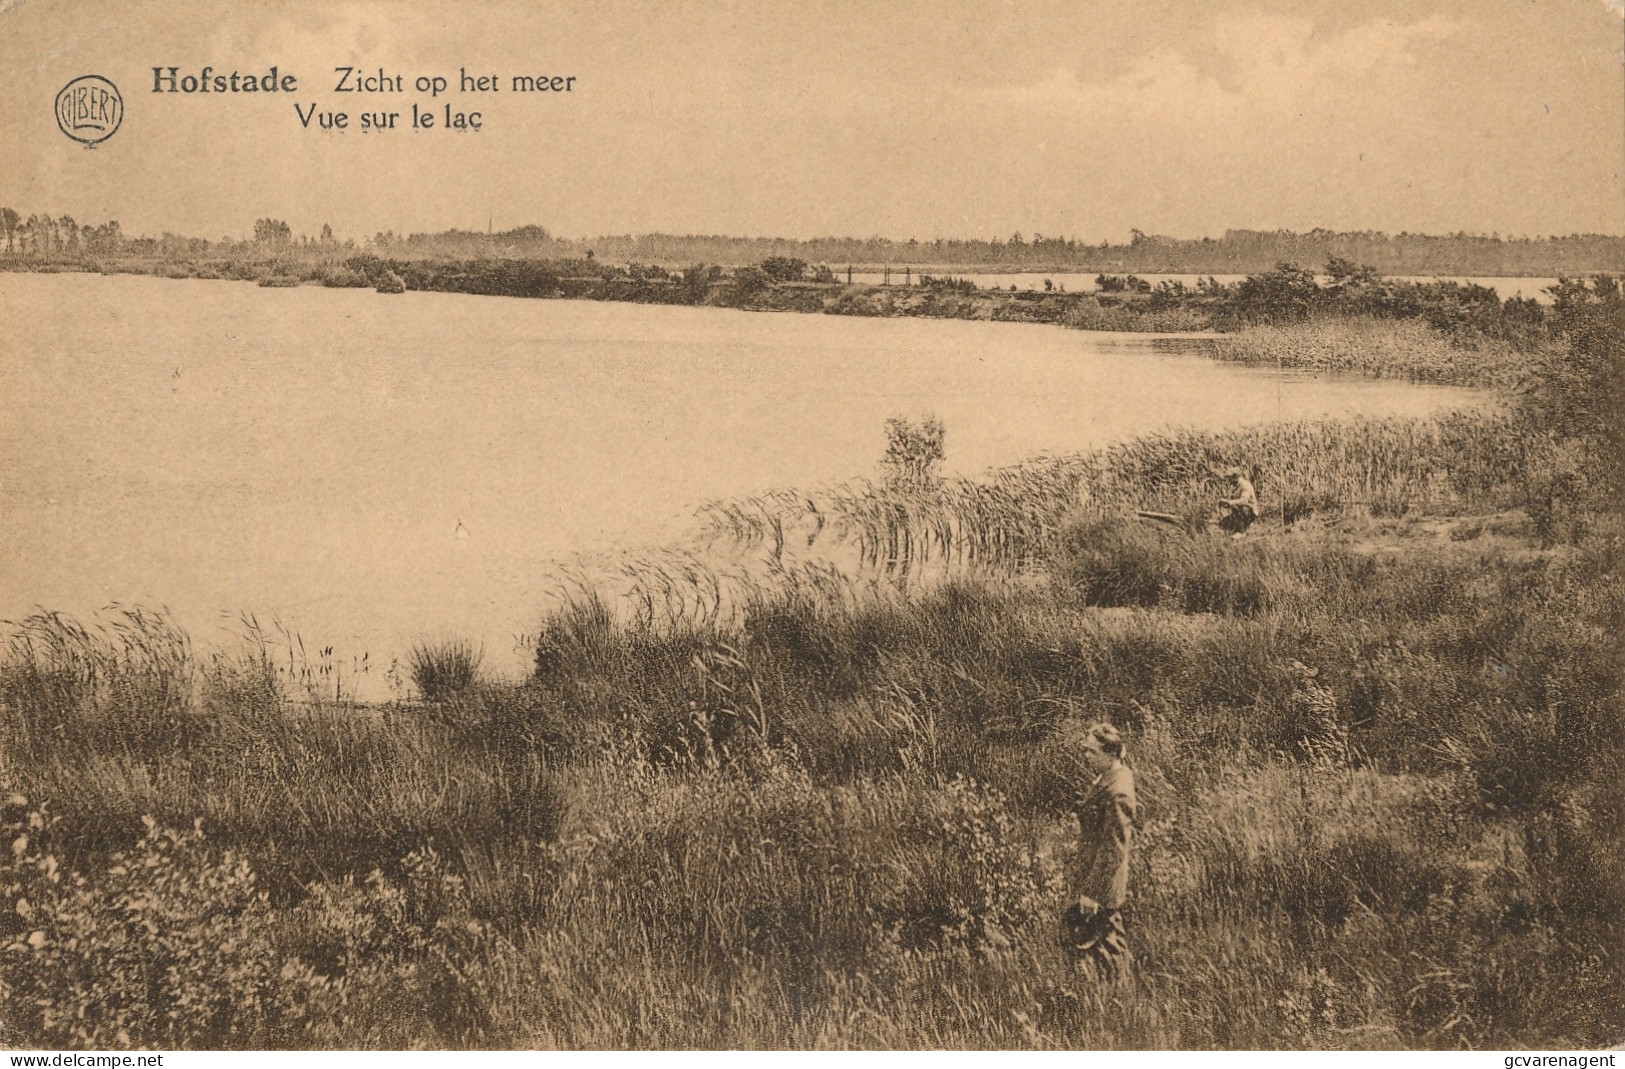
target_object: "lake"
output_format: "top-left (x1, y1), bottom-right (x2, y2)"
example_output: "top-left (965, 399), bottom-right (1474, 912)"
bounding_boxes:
top-left (1, 273), bottom-right (1492, 692)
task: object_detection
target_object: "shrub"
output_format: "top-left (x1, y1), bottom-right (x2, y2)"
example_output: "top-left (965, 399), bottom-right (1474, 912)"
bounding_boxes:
top-left (728, 264), bottom-right (771, 301)
top-left (1052, 511), bottom-right (1171, 607)
top-left (317, 265), bottom-right (368, 288)
top-left (0, 608), bottom-right (197, 763)
top-left (880, 415), bottom-right (946, 492)
top-left (2, 803), bottom-right (282, 1049)
top-left (408, 638), bottom-right (483, 702)
top-left (759, 256), bottom-right (807, 283)
top-left (1, 800), bottom-right (503, 1049)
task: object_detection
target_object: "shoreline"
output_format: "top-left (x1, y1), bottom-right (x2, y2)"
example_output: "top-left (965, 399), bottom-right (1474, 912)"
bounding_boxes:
top-left (5, 391), bottom-right (1617, 1048)
top-left (3, 253), bottom-right (1584, 391)
top-left (2, 271), bottom-right (1617, 1048)
top-left (3, 256), bottom-right (1180, 328)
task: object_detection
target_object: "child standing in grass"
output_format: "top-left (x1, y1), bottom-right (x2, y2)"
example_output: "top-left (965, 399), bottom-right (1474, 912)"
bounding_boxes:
top-left (1061, 722), bottom-right (1139, 982)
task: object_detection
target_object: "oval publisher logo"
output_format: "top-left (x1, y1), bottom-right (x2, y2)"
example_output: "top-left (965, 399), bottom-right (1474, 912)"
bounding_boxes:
top-left (55, 75), bottom-right (124, 146)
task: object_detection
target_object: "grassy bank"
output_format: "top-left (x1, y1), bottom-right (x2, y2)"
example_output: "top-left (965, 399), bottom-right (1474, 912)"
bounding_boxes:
top-left (1, 305), bottom-right (1619, 1049)
top-left (1197, 318), bottom-right (1537, 391)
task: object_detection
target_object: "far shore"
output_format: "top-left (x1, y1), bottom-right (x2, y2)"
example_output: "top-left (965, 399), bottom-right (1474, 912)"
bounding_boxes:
top-left (7, 249), bottom-right (1598, 392)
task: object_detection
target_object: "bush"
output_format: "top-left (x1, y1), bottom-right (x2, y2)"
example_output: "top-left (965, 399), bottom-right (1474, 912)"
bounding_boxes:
top-left (317, 265), bottom-right (368, 288)
top-left (873, 776), bottom-right (1058, 951)
top-left (1, 800), bottom-right (502, 1049)
top-left (728, 264), bottom-right (771, 301)
top-left (880, 415), bottom-right (945, 492)
top-left (1521, 284), bottom-right (1624, 511)
top-left (408, 638), bottom-right (483, 702)
top-left (759, 256), bottom-right (807, 283)
top-left (1052, 511), bottom-right (1171, 607)
top-left (3, 803), bottom-right (282, 1048)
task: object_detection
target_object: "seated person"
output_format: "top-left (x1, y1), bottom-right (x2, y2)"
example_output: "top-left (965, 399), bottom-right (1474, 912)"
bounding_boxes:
top-left (1217, 466), bottom-right (1258, 534)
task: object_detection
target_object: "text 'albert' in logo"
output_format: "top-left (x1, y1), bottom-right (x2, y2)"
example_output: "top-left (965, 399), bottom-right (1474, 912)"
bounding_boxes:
top-left (55, 75), bottom-right (124, 146)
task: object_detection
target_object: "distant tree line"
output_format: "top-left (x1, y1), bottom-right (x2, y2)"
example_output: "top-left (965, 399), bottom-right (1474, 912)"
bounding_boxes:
top-left (1185, 259), bottom-right (1552, 345)
top-left (0, 210), bottom-right (127, 257)
top-left (0, 211), bottom-right (356, 261)
top-left (519, 227), bottom-right (1625, 277)
top-left (4, 207), bottom-right (1621, 277)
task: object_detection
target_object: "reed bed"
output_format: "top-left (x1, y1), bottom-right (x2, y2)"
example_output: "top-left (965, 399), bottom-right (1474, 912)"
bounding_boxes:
top-left (1060, 298), bottom-right (1211, 334)
top-left (1199, 317), bottom-right (1538, 391)
top-left (6, 523), bottom-right (1616, 1048)
top-left (695, 414), bottom-right (1524, 587)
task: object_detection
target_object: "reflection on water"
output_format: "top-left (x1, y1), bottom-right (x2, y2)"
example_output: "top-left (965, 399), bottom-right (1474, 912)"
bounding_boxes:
top-left (1, 273), bottom-right (1492, 689)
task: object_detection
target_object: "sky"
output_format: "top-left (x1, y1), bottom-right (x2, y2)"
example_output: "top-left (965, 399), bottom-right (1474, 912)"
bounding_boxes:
top-left (0, 0), bottom-right (1622, 244)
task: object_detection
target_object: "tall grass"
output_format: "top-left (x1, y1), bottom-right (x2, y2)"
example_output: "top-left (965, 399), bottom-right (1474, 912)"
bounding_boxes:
top-left (4, 540), bottom-right (1617, 1047)
top-left (697, 413), bottom-right (1524, 586)
top-left (0, 606), bottom-right (195, 763)
top-left (1200, 317), bottom-right (1538, 391)
top-left (1061, 297), bottom-right (1210, 333)
top-left (408, 638), bottom-right (484, 702)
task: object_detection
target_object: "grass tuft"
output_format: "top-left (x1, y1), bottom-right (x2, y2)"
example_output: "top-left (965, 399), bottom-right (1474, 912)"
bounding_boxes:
top-left (408, 638), bottom-right (484, 702)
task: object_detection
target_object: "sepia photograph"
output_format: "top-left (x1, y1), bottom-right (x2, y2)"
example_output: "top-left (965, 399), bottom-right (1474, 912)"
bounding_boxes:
top-left (1, 0), bottom-right (1621, 1052)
